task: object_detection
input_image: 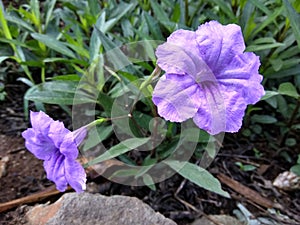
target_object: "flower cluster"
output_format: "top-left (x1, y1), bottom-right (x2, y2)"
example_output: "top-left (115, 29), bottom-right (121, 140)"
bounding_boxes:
top-left (22, 111), bottom-right (86, 193)
top-left (152, 21), bottom-right (265, 135)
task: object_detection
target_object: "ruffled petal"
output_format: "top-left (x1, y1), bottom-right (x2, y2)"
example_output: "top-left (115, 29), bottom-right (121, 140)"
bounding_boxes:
top-left (152, 74), bottom-right (201, 122)
top-left (217, 52), bottom-right (265, 104)
top-left (156, 29), bottom-right (201, 76)
top-left (22, 128), bottom-right (56, 160)
top-left (64, 158), bottom-right (86, 193)
top-left (196, 21), bottom-right (246, 77)
top-left (193, 84), bottom-right (247, 134)
top-left (43, 151), bottom-right (68, 192)
top-left (59, 133), bottom-right (79, 160)
top-left (192, 83), bottom-right (227, 135)
top-left (30, 111), bottom-right (52, 134)
top-left (48, 120), bottom-right (71, 148)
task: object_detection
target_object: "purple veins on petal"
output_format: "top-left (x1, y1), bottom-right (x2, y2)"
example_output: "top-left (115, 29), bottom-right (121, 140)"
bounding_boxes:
top-left (152, 20), bottom-right (265, 135)
top-left (22, 111), bottom-right (87, 193)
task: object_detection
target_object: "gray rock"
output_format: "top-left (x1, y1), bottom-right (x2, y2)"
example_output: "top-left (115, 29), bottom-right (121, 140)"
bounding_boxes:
top-left (191, 215), bottom-right (244, 225)
top-left (26, 192), bottom-right (177, 225)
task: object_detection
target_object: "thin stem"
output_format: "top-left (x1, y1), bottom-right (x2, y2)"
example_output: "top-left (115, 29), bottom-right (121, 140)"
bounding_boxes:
top-left (185, 0), bottom-right (189, 26)
top-left (287, 98), bottom-right (300, 128)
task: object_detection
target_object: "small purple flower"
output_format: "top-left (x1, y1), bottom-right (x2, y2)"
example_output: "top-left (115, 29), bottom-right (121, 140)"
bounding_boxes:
top-left (152, 21), bottom-right (265, 135)
top-left (22, 111), bottom-right (86, 193)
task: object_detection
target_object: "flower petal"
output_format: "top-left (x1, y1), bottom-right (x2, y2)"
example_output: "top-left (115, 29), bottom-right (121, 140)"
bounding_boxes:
top-left (196, 21), bottom-right (246, 77)
top-left (30, 111), bottom-right (53, 134)
top-left (59, 132), bottom-right (79, 160)
top-left (48, 120), bottom-right (70, 148)
top-left (22, 128), bottom-right (56, 160)
top-left (64, 158), bottom-right (86, 193)
top-left (217, 52), bottom-right (265, 104)
top-left (43, 151), bottom-right (68, 192)
top-left (193, 84), bottom-right (247, 134)
top-left (152, 74), bottom-right (201, 122)
top-left (156, 29), bottom-right (201, 76)
top-left (192, 83), bottom-right (227, 135)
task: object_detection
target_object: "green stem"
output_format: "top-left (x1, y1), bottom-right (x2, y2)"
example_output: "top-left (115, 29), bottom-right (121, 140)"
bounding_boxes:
top-left (139, 65), bottom-right (161, 91)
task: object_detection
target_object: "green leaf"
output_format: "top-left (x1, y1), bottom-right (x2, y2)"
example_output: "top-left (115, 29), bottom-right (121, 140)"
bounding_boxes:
top-left (30, 0), bottom-right (41, 27)
top-left (24, 80), bottom-right (94, 105)
top-left (31, 33), bottom-right (76, 58)
top-left (103, 2), bottom-right (136, 32)
top-left (150, 1), bottom-right (170, 24)
top-left (283, 0), bottom-right (300, 50)
top-left (83, 125), bottom-right (113, 151)
top-left (278, 82), bottom-right (299, 99)
top-left (89, 12), bottom-right (106, 62)
top-left (251, 115), bottom-right (277, 124)
top-left (143, 174), bottom-right (156, 191)
top-left (246, 42), bottom-right (285, 52)
top-left (5, 14), bottom-right (35, 32)
top-left (88, 137), bottom-right (150, 165)
top-left (143, 12), bottom-right (164, 40)
top-left (250, 6), bottom-right (284, 39)
top-left (265, 64), bottom-right (300, 78)
top-left (285, 138), bottom-right (296, 147)
top-left (249, 0), bottom-right (271, 16)
top-left (45, 0), bottom-right (57, 29)
top-left (261, 91), bottom-right (279, 101)
top-left (165, 160), bottom-right (230, 198)
top-left (209, 0), bottom-right (235, 19)
top-left (95, 28), bottom-right (138, 75)
top-left (291, 164), bottom-right (300, 176)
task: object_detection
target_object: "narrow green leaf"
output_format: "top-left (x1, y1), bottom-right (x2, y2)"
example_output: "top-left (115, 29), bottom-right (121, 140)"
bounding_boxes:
top-left (88, 0), bottom-right (101, 17)
top-left (143, 174), bottom-right (156, 191)
top-left (30, 0), bottom-right (40, 28)
top-left (165, 160), bottom-right (230, 198)
top-left (95, 28), bottom-right (137, 75)
top-left (251, 115), bottom-right (277, 124)
top-left (283, 0), bottom-right (300, 50)
top-left (149, 1), bottom-right (185, 32)
top-left (250, 6), bottom-right (284, 39)
top-left (143, 12), bottom-right (164, 40)
top-left (265, 64), bottom-right (300, 78)
top-left (249, 0), bottom-right (271, 16)
top-left (103, 2), bottom-right (135, 32)
top-left (45, 0), bottom-right (57, 29)
top-left (88, 137), bottom-right (150, 165)
top-left (5, 14), bottom-right (35, 32)
top-left (209, 0), bottom-right (235, 19)
top-left (89, 12), bottom-right (106, 63)
top-left (246, 43), bottom-right (285, 52)
top-left (31, 33), bottom-right (76, 58)
top-left (278, 82), bottom-right (300, 99)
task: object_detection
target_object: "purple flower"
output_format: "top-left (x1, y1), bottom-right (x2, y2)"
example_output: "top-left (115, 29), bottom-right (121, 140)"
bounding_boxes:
top-left (22, 111), bottom-right (86, 193)
top-left (152, 21), bottom-right (265, 135)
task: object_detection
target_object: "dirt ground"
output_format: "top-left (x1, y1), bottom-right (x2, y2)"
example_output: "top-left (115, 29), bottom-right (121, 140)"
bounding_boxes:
top-left (0, 81), bottom-right (300, 225)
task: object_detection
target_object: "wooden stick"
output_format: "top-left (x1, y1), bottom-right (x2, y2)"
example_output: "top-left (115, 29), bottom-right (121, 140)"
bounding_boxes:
top-left (0, 185), bottom-right (71, 213)
top-left (217, 173), bottom-right (283, 210)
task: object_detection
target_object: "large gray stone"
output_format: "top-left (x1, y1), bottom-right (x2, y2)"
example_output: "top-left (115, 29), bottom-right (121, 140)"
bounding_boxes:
top-left (26, 192), bottom-right (176, 225)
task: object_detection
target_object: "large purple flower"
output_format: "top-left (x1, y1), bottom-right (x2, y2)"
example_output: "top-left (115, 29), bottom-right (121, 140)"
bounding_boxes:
top-left (22, 111), bottom-right (86, 193)
top-left (152, 21), bottom-right (265, 135)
